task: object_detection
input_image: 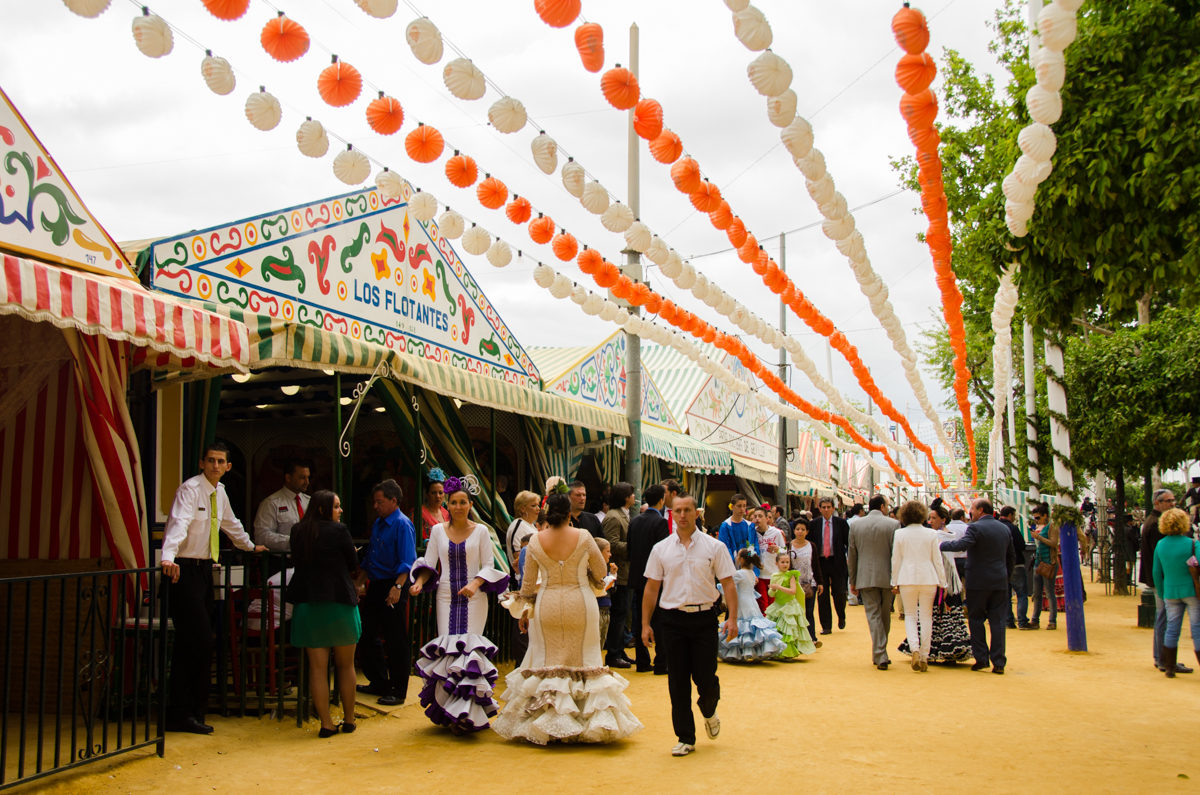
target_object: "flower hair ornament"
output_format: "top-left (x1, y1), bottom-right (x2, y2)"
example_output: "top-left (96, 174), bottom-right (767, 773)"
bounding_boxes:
top-left (551, 481), bottom-right (569, 496)
top-left (426, 467), bottom-right (446, 485)
top-left (443, 474), bottom-right (481, 496)
top-left (545, 475), bottom-right (566, 494)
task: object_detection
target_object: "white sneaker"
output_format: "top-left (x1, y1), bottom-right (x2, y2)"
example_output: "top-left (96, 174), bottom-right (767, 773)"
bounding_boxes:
top-left (704, 712), bottom-right (720, 739)
top-left (671, 742), bottom-right (695, 757)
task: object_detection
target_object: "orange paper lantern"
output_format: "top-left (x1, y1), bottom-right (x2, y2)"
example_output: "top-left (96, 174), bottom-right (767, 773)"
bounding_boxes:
top-left (366, 94), bottom-right (404, 135)
top-left (649, 129), bottom-right (683, 164)
top-left (689, 181), bottom-right (722, 213)
top-left (670, 157), bottom-right (703, 194)
top-left (909, 124), bottom-right (941, 153)
top-left (535, 0), bottom-right (581, 28)
top-left (611, 276), bottom-right (633, 300)
top-left (445, 153), bottom-right (479, 188)
top-left (709, 201), bottom-right (733, 230)
top-left (633, 99), bottom-right (664, 141)
top-left (895, 52), bottom-right (937, 94)
top-left (203, 0), bottom-right (249, 20)
top-left (318, 58), bottom-right (362, 108)
top-left (405, 123), bottom-right (444, 163)
top-left (630, 282), bottom-right (652, 306)
top-left (260, 14), bottom-right (309, 63)
top-left (476, 176), bottom-right (508, 209)
top-left (506, 195), bottom-right (532, 224)
top-left (738, 235), bottom-right (759, 264)
top-left (574, 23), bottom-right (605, 73)
top-left (899, 90), bottom-right (938, 129)
top-left (658, 300), bottom-right (677, 323)
top-left (891, 5), bottom-right (930, 55)
top-left (528, 214), bottom-right (555, 244)
top-left (726, 216), bottom-right (747, 248)
top-left (551, 231), bottom-right (579, 261)
top-left (595, 262), bottom-right (620, 288)
top-left (752, 251), bottom-right (770, 276)
top-left (578, 247), bottom-right (603, 274)
top-left (601, 66), bottom-right (639, 110)
top-left (644, 293), bottom-right (662, 314)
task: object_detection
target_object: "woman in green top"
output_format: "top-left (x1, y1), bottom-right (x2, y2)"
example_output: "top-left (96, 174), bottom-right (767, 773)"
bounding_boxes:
top-left (1152, 508), bottom-right (1200, 678)
top-left (765, 552), bottom-right (817, 658)
top-left (1030, 504), bottom-right (1058, 630)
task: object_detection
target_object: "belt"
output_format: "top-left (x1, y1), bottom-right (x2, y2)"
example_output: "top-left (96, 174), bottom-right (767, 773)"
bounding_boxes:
top-left (174, 557), bottom-right (214, 566)
top-left (675, 603), bottom-right (714, 613)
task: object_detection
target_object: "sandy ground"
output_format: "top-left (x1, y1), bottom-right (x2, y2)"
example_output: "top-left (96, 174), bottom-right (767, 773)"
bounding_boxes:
top-left (15, 583), bottom-right (1200, 794)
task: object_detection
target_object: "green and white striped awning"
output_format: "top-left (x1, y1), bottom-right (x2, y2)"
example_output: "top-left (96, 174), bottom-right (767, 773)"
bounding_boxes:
top-left (615, 424), bottom-right (732, 475)
top-left (641, 344), bottom-right (711, 433)
top-left (171, 305), bottom-right (629, 435)
top-left (730, 454), bottom-right (822, 496)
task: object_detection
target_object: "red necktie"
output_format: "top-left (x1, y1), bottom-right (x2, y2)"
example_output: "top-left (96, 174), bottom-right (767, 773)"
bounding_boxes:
top-left (296, 494), bottom-right (304, 519)
top-left (823, 519), bottom-right (832, 557)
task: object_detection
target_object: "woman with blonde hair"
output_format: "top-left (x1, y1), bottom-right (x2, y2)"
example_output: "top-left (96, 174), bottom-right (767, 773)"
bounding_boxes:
top-left (1153, 507), bottom-right (1200, 677)
top-left (890, 501), bottom-right (946, 671)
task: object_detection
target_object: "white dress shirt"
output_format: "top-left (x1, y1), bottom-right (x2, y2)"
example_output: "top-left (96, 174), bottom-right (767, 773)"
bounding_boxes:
top-left (944, 520), bottom-right (969, 559)
top-left (644, 530), bottom-right (736, 610)
top-left (253, 487), bottom-right (310, 552)
top-left (757, 526), bottom-right (787, 578)
top-left (162, 474), bottom-right (254, 563)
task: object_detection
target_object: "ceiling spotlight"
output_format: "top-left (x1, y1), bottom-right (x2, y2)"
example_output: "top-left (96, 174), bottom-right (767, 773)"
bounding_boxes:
top-left (339, 397), bottom-right (352, 406)
top-left (280, 385), bottom-right (300, 396)
top-left (374, 406), bottom-right (387, 413)
top-left (322, 369), bottom-right (336, 376)
top-left (231, 373), bottom-right (252, 383)
top-left (255, 403), bottom-right (270, 410)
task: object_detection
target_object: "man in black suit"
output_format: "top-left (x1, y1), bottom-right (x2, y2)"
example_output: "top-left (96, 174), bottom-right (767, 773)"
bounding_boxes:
top-left (941, 498), bottom-right (1017, 674)
top-left (568, 480), bottom-right (603, 539)
top-left (808, 497), bottom-right (850, 634)
top-left (629, 483), bottom-right (670, 673)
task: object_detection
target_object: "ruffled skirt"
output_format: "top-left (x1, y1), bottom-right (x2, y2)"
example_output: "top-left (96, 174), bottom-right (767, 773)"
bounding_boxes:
top-left (764, 599), bottom-right (816, 658)
top-left (414, 632), bottom-right (499, 733)
top-left (718, 616), bottom-right (786, 662)
top-left (898, 599), bottom-right (972, 663)
top-left (492, 665), bottom-right (643, 745)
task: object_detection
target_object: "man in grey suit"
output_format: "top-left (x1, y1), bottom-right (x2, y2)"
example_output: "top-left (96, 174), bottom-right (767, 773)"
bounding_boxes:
top-left (940, 498), bottom-right (1017, 674)
top-left (848, 495), bottom-right (900, 670)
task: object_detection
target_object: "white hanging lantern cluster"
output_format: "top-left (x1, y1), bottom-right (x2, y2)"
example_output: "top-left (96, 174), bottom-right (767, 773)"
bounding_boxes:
top-left (580, 181), bottom-right (609, 215)
top-left (747, 51), bottom-right (792, 97)
top-left (488, 96), bottom-right (527, 133)
top-left (296, 118), bottom-right (329, 158)
top-left (531, 132), bottom-right (558, 174)
top-left (405, 17), bottom-right (443, 64)
top-left (601, 202), bottom-right (634, 233)
top-left (985, 267), bottom-right (1019, 484)
top-left (438, 209), bottom-right (465, 239)
top-left (354, 0), bottom-right (398, 19)
top-left (65, 0), bottom-right (111, 18)
top-left (375, 169), bottom-right (404, 199)
top-left (461, 225), bottom-right (491, 256)
top-left (561, 159), bottom-right (586, 197)
top-left (132, 10), bottom-right (173, 58)
top-left (409, 190), bottom-right (438, 223)
top-left (443, 58), bottom-right (486, 101)
top-left (333, 146), bottom-right (370, 185)
top-left (731, 5), bottom-right (772, 51)
top-left (201, 53), bottom-right (235, 96)
top-left (1002, 0), bottom-right (1082, 238)
top-left (245, 88), bottom-right (282, 131)
top-left (486, 239), bottom-right (512, 268)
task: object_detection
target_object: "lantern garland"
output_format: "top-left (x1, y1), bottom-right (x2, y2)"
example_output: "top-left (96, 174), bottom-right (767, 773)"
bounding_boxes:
top-left (984, 266), bottom-right (1018, 486)
top-left (890, 3), bottom-right (976, 485)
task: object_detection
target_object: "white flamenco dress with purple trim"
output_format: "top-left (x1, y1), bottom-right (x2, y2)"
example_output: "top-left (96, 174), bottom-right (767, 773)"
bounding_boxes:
top-left (411, 523), bottom-right (509, 733)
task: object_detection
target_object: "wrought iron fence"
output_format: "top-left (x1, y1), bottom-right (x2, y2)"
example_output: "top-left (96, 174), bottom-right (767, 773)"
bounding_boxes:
top-left (0, 567), bottom-right (167, 791)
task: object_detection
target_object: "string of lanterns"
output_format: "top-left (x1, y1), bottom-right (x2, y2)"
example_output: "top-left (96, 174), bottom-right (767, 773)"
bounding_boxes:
top-left (984, 266), bottom-right (1018, 486)
top-left (891, 3), bottom-right (976, 485)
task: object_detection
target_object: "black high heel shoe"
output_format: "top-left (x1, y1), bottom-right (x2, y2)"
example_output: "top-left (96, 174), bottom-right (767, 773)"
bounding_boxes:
top-left (340, 722), bottom-right (357, 733)
top-left (318, 726), bottom-right (338, 738)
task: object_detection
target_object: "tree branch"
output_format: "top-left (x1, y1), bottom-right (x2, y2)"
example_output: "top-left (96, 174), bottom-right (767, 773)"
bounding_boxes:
top-left (1073, 317), bottom-right (1114, 336)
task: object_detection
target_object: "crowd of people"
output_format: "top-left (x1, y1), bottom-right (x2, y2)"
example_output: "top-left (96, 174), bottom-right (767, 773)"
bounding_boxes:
top-left (159, 445), bottom-right (1200, 754)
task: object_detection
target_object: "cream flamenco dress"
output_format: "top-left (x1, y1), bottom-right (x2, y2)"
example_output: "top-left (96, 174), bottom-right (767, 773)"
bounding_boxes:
top-left (493, 529), bottom-right (642, 744)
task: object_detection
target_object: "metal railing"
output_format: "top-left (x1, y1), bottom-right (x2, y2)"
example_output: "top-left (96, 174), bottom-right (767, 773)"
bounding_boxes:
top-left (0, 567), bottom-right (167, 791)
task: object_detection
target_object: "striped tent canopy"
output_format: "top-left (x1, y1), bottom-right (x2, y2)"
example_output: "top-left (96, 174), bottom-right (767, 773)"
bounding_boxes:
top-left (640, 343), bottom-right (711, 434)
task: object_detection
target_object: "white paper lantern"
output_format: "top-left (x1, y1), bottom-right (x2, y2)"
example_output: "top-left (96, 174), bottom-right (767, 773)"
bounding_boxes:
top-left (561, 160), bottom-right (586, 198)
top-left (834, 231), bottom-right (866, 261)
top-left (549, 273), bottom-right (573, 299)
top-left (132, 11), bottom-right (173, 58)
top-left (530, 132), bottom-right (558, 175)
top-left (409, 191), bottom-right (438, 223)
top-left (1038, 3), bottom-right (1077, 52)
top-left (296, 119), bottom-right (329, 158)
top-left (821, 215), bottom-right (855, 241)
top-left (601, 202), bottom-right (634, 233)
top-left (406, 17), bottom-right (443, 65)
top-left (818, 192), bottom-right (849, 220)
top-left (571, 285), bottom-right (588, 304)
top-left (766, 89), bottom-right (797, 128)
top-left (1006, 199), bottom-right (1035, 225)
top-left (796, 149), bottom-right (826, 181)
top-left (333, 147), bottom-right (371, 185)
top-left (1006, 215), bottom-right (1029, 238)
top-left (443, 58), bottom-right (486, 101)
top-left (438, 210), bottom-right (465, 239)
top-left (354, 0), bottom-right (397, 18)
top-left (1027, 84), bottom-right (1063, 125)
top-left (659, 251), bottom-right (683, 279)
top-left (703, 287), bottom-right (722, 308)
top-left (600, 302), bottom-right (619, 323)
top-left (615, 308), bottom-right (631, 327)
top-left (375, 169), bottom-right (404, 199)
top-left (717, 294), bottom-right (736, 315)
top-left (532, 264), bottom-right (556, 289)
top-left (1018, 123), bottom-right (1057, 162)
top-left (732, 6), bottom-right (772, 51)
top-left (1014, 154), bottom-right (1053, 185)
top-left (624, 221), bottom-right (651, 252)
top-left (580, 181), bottom-right (610, 214)
top-left (461, 225), bottom-right (491, 256)
top-left (644, 236), bottom-right (669, 265)
top-left (201, 54), bottom-right (235, 96)
top-left (781, 116), bottom-right (814, 159)
top-left (626, 316), bottom-right (644, 335)
top-left (1054, 0), bottom-right (1084, 11)
top-left (488, 96), bottom-right (527, 134)
top-left (245, 89), bottom-right (282, 131)
top-left (675, 263), bottom-right (697, 290)
top-left (806, 175), bottom-right (835, 206)
top-left (1033, 47), bottom-right (1066, 93)
top-left (747, 51), bottom-right (792, 97)
top-left (692, 275), bottom-right (710, 301)
top-left (724, 0), bottom-right (750, 10)
top-left (65, 0), bottom-right (111, 18)
top-left (1002, 171), bottom-right (1035, 203)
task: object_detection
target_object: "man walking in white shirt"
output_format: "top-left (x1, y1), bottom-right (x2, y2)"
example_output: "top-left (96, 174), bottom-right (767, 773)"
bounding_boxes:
top-left (642, 494), bottom-right (738, 758)
top-left (253, 459), bottom-right (311, 552)
top-left (161, 442), bottom-right (265, 734)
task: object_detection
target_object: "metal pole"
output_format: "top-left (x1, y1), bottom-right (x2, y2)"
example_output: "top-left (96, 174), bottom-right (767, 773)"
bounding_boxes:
top-left (624, 22), bottom-right (642, 499)
top-left (334, 372), bottom-right (343, 500)
top-left (776, 233), bottom-right (788, 509)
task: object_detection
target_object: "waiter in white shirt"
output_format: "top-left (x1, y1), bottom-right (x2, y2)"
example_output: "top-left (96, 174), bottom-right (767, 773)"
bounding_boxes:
top-left (253, 459), bottom-right (311, 552)
top-left (641, 494), bottom-right (738, 758)
top-left (160, 442), bottom-right (265, 734)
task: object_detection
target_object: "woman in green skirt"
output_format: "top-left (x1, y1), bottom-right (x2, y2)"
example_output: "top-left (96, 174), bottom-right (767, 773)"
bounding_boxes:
top-left (288, 490), bottom-right (362, 736)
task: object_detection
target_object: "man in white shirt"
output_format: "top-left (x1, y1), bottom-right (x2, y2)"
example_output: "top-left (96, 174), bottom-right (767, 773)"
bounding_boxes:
top-left (945, 508), bottom-right (971, 583)
top-left (253, 460), bottom-right (311, 552)
top-left (752, 506), bottom-right (786, 610)
top-left (160, 442), bottom-right (264, 734)
top-left (642, 494), bottom-right (738, 758)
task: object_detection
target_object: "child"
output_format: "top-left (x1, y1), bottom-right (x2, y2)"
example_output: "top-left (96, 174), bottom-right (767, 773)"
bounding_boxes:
top-left (765, 552), bottom-right (817, 658)
top-left (717, 550), bottom-right (785, 662)
top-left (594, 537), bottom-right (618, 646)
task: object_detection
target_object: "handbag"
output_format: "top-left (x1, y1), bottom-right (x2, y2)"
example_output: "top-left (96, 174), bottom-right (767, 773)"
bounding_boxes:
top-left (1187, 541), bottom-right (1200, 600)
top-left (1035, 559), bottom-right (1057, 580)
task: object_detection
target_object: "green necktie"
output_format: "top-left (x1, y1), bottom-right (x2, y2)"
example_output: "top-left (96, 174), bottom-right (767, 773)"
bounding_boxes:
top-left (209, 489), bottom-right (220, 560)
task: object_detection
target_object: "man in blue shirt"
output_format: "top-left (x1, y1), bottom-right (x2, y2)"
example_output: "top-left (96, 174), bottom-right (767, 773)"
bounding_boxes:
top-left (717, 494), bottom-right (759, 568)
top-left (357, 478), bottom-right (417, 706)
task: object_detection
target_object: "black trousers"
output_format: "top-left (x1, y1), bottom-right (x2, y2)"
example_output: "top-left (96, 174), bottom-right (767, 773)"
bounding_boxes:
top-left (605, 583), bottom-right (631, 659)
top-left (659, 608), bottom-right (720, 745)
top-left (359, 579), bottom-right (411, 699)
top-left (804, 587), bottom-right (818, 639)
top-left (816, 559), bottom-right (847, 631)
top-left (965, 588), bottom-right (1008, 669)
top-left (167, 560), bottom-right (215, 721)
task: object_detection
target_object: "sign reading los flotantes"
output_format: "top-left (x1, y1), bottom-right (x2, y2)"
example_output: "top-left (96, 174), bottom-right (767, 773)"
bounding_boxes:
top-left (149, 182), bottom-right (538, 387)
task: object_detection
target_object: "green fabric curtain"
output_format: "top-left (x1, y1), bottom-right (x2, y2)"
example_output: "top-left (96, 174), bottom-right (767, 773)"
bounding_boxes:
top-left (684, 471), bottom-right (708, 511)
top-left (641, 455), bottom-right (660, 495)
top-left (521, 416), bottom-right (550, 494)
top-left (184, 377), bottom-right (222, 468)
top-left (546, 422), bottom-right (587, 485)
top-left (595, 438), bottom-right (623, 485)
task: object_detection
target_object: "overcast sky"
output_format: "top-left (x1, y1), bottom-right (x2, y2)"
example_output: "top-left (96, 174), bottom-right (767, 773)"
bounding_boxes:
top-left (1, 0), bottom-right (1005, 466)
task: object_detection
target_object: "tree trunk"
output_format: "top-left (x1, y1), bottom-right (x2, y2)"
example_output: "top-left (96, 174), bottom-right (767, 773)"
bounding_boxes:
top-left (1114, 465), bottom-right (1128, 596)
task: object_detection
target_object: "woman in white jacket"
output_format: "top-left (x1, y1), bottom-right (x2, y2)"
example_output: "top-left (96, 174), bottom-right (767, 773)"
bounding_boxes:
top-left (891, 501), bottom-right (947, 672)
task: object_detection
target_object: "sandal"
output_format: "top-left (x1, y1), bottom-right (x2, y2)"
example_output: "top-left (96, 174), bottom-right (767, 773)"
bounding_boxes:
top-left (340, 722), bottom-right (357, 733)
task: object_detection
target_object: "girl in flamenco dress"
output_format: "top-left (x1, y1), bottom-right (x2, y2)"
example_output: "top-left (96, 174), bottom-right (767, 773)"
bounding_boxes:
top-left (408, 476), bottom-right (509, 733)
top-left (717, 550), bottom-right (786, 662)
top-left (764, 551), bottom-right (817, 659)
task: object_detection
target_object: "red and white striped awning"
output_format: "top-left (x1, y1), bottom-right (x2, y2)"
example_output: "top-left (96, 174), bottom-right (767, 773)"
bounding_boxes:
top-left (0, 254), bottom-right (249, 371)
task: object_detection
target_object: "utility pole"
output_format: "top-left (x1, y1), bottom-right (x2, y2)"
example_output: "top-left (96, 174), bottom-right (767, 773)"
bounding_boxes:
top-left (623, 23), bottom-right (642, 498)
top-left (776, 233), bottom-right (788, 509)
